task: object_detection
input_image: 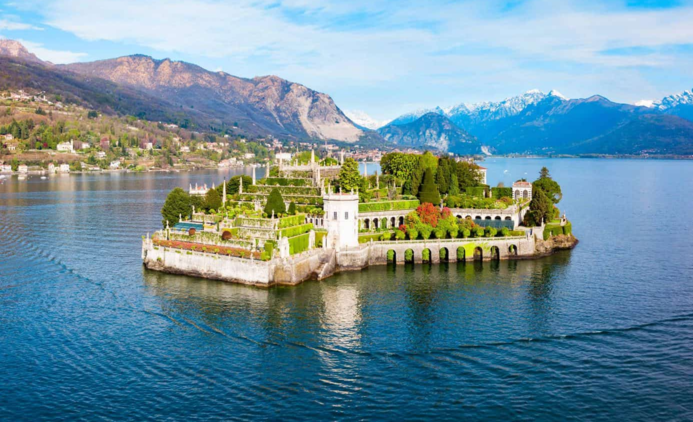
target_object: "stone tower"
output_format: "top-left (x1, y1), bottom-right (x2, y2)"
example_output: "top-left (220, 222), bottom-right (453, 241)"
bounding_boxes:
top-left (323, 188), bottom-right (359, 251)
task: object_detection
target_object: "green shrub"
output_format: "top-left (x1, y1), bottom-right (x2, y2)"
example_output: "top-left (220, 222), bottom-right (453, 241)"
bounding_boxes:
top-left (563, 222), bottom-right (572, 235)
top-left (462, 229), bottom-right (471, 238)
top-left (418, 224), bottom-right (433, 240)
top-left (395, 230), bottom-right (406, 240)
top-left (422, 249), bottom-right (430, 262)
top-left (380, 232), bottom-right (391, 241)
top-left (457, 247), bottom-right (465, 260)
top-left (407, 227), bottom-right (419, 240)
top-left (485, 227), bottom-right (497, 237)
top-left (440, 248), bottom-right (447, 260)
top-left (264, 241), bottom-right (275, 259)
top-left (418, 168), bottom-right (441, 204)
top-left (387, 250), bottom-right (395, 261)
top-left (315, 231), bottom-right (327, 247)
top-left (288, 201), bottom-right (296, 215)
top-left (405, 249), bottom-right (413, 262)
top-left (474, 227), bottom-right (484, 237)
top-left (278, 214), bottom-right (303, 228)
top-left (465, 186), bottom-right (488, 198)
top-left (501, 227), bottom-right (510, 237)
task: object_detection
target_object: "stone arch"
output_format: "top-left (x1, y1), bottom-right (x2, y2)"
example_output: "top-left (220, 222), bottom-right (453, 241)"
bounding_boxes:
top-left (475, 216), bottom-right (482, 220)
top-left (494, 216), bottom-right (501, 220)
top-left (387, 249), bottom-right (397, 264)
top-left (440, 247), bottom-right (449, 262)
top-left (523, 190), bottom-right (529, 199)
top-left (364, 218), bottom-right (370, 230)
top-left (515, 189), bottom-right (521, 198)
top-left (466, 215), bottom-right (472, 220)
top-left (508, 244), bottom-right (518, 256)
top-left (456, 214), bottom-right (462, 219)
top-left (404, 248), bottom-right (415, 263)
top-left (505, 216), bottom-right (512, 221)
top-left (490, 246), bottom-right (500, 260)
top-left (474, 246), bottom-right (483, 261)
top-left (390, 217), bottom-right (396, 228)
top-left (398, 216), bottom-right (405, 226)
top-left (485, 216), bottom-right (492, 220)
top-left (422, 248), bottom-right (432, 263)
top-left (457, 246), bottom-right (466, 261)
top-left (374, 218), bottom-right (380, 229)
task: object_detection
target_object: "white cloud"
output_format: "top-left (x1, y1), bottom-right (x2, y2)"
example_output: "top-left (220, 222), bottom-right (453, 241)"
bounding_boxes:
top-left (0, 18), bottom-right (42, 31)
top-left (17, 0), bottom-right (693, 115)
top-left (19, 39), bottom-right (87, 63)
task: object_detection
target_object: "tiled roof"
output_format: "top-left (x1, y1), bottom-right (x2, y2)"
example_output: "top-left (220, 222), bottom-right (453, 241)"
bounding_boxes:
top-left (513, 181), bottom-right (532, 187)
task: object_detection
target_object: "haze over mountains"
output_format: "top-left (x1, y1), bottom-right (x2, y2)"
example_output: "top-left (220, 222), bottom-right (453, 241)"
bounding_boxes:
top-left (1, 38), bottom-right (692, 155)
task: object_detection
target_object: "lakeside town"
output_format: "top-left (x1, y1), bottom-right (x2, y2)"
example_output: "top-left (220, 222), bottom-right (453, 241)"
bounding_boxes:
top-left (0, 88), bottom-right (449, 177)
top-left (143, 149), bottom-right (576, 286)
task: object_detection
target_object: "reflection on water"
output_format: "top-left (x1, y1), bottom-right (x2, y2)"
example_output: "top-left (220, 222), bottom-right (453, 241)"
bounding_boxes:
top-left (3, 159), bottom-right (693, 420)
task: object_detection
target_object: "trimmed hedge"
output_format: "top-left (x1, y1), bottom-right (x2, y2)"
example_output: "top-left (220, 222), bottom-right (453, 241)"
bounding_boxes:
top-left (491, 187), bottom-right (513, 199)
top-left (278, 214), bottom-right (304, 229)
top-left (315, 231), bottom-right (327, 247)
top-left (279, 223), bottom-right (313, 239)
top-left (465, 185), bottom-right (489, 198)
top-left (543, 224), bottom-right (565, 240)
top-left (563, 222), bottom-right (572, 235)
top-left (288, 233), bottom-right (310, 255)
top-left (359, 200), bottom-right (420, 213)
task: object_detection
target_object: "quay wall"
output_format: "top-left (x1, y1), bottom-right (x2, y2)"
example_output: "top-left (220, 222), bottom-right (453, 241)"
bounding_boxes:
top-left (143, 234), bottom-right (576, 287)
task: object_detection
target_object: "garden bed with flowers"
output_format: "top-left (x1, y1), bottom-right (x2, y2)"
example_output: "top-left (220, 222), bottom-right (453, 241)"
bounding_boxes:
top-left (153, 239), bottom-right (261, 260)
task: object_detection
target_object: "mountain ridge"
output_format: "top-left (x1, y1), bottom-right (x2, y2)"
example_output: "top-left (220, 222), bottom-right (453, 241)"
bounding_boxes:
top-left (377, 112), bottom-right (480, 154)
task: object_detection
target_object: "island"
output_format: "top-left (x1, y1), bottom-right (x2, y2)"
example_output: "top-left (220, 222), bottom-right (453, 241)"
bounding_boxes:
top-left (142, 151), bottom-right (578, 286)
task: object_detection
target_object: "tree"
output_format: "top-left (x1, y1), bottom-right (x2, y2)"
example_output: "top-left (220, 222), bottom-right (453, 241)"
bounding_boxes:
top-left (264, 188), bottom-right (286, 216)
top-left (533, 176), bottom-right (562, 204)
top-left (337, 158), bottom-right (362, 192)
top-left (216, 175), bottom-right (252, 196)
top-left (161, 187), bottom-right (191, 227)
top-left (288, 201), bottom-right (296, 215)
top-left (539, 167), bottom-right (551, 179)
top-left (523, 188), bottom-right (551, 226)
top-left (449, 173), bottom-right (460, 196)
top-left (87, 110), bottom-right (98, 119)
top-left (436, 157), bottom-right (451, 194)
top-left (456, 161), bottom-right (482, 190)
top-left (204, 188), bottom-right (221, 211)
top-left (418, 168), bottom-right (441, 205)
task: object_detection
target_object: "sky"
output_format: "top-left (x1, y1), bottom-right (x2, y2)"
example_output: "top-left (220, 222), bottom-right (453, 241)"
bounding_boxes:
top-left (2, 0), bottom-right (693, 121)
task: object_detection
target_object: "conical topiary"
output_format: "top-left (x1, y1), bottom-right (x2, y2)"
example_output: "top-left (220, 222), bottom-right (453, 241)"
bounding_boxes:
top-left (288, 201), bottom-right (296, 215)
top-left (418, 168), bottom-right (441, 205)
top-left (264, 188), bottom-right (286, 216)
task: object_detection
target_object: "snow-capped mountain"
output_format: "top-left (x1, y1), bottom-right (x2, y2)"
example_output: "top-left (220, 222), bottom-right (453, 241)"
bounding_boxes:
top-left (390, 90), bottom-right (569, 129)
top-left (343, 110), bottom-right (389, 130)
top-left (387, 106), bottom-right (446, 126)
top-left (653, 88), bottom-right (693, 110)
top-left (635, 100), bottom-right (655, 108)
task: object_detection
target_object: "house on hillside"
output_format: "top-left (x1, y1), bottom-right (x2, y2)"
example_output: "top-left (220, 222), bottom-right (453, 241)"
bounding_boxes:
top-left (56, 140), bottom-right (74, 153)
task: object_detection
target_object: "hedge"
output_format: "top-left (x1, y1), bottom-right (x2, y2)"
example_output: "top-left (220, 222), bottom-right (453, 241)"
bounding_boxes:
top-left (491, 187), bottom-right (513, 199)
top-left (465, 185), bottom-right (489, 198)
top-left (288, 232), bottom-right (310, 255)
top-left (358, 233), bottom-right (384, 243)
top-left (563, 222), bottom-right (572, 235)
top-left (279, 223), bottom-right (313, 239)
top-left (543, 224), bottom-right (565, 240)
top-left (278, 214), bottom-right (304, 229)
top-left (359, 200), bottom-right (420, 213)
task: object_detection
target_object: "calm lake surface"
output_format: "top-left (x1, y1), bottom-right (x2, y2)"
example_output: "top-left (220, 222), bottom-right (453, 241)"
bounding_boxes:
top-left (1, 159), bottom-right (693, 421)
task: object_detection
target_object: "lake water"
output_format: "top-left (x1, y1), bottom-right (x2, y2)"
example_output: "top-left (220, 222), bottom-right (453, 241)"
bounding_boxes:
top-left (1, 159), bottom-right (693, 421)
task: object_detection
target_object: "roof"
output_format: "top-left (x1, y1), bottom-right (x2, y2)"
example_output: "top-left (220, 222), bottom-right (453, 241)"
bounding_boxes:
top-left (513, 181), bottom-right (532, 187)
top-left (475, 166), bottom-right (487, 170)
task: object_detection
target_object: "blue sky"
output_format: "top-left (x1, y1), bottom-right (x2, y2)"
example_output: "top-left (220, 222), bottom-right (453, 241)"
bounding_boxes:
top-left (2, 0), bottom-right (693, 121)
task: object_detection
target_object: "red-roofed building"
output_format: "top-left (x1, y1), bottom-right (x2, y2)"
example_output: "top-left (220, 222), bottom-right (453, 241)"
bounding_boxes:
top-left (512, 181), bottom-right (533, 201)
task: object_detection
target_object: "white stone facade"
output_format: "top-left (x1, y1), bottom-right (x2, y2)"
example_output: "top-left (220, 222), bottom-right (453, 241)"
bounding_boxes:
top-left (512, 181), bottom-right (533, 201)
top-left (323, 190), bottom-right (360, 250)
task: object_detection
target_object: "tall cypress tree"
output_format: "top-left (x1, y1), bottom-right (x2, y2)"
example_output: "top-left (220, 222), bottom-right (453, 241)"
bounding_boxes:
top-left (264, 188), bottom-right (286, 216)
top-left (418, 168), bottom-right (441, 205)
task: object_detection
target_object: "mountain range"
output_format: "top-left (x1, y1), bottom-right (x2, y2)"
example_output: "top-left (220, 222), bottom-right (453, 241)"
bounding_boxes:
top-left (378, 113), bottom-right (480, 155)
top-left (0, 39), bottom-right (362, 142)
top-left (1, 38), bottom-right (693, 155)
top-left (381, 89), bottom-right (693, 155)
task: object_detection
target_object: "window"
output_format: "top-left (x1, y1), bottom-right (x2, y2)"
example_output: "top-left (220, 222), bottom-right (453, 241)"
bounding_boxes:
top-left (334, 212), bottom-right (337, 220)
top-left (345, 212), bottom-right (349, 220)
